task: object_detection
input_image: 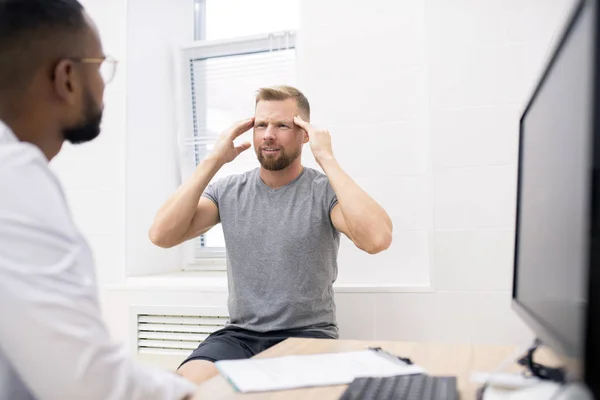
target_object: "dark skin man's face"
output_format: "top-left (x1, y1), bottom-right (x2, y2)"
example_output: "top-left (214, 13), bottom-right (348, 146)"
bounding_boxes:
top-left (52, 13), bottom-right (106, 145)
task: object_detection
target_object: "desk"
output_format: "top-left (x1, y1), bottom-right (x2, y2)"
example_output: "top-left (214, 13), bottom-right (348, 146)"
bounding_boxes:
top-left (192, 338), bottom-right (559, 400)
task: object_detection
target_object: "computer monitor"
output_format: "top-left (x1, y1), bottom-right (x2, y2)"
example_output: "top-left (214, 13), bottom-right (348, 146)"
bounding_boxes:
top-left (513, 0), bottom-right (599, 395)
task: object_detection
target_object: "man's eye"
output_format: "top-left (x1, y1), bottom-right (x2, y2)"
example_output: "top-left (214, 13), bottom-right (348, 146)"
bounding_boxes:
top-left (279, 124), bottom-right (290, 129)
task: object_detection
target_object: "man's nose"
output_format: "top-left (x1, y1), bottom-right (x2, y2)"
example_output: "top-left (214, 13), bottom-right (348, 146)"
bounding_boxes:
top-left (263, 126), bottom-right (276, 140)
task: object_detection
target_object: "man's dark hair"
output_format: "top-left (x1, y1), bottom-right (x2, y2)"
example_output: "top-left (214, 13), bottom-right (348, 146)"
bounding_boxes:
top-left (0, 0), bottom-right (88, 94)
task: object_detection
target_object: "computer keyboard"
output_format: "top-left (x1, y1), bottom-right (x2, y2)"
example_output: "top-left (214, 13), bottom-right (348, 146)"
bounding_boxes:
top-left (339, 374), bottom-right (459, 400)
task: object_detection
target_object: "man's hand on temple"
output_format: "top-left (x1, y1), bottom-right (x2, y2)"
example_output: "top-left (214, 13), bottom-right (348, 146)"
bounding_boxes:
top-left (210, 117), bottom-right (255, 165)
top-left (293, 115), bottom-right (334, 163)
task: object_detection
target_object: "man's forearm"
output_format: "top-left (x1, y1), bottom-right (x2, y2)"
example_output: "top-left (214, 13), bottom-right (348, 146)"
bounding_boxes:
top-left (318, 155), bottom-right (393, 252)
top-left (149, 156), bottom-right (223, 246)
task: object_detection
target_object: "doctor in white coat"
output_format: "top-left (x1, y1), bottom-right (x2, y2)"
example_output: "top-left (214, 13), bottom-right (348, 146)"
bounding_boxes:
top-left (0, 0), bottom-right (196, 399)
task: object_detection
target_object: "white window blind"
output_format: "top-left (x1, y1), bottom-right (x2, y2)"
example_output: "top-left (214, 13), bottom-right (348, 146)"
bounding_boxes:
top-left (176, 32), bottom-right (297, 268)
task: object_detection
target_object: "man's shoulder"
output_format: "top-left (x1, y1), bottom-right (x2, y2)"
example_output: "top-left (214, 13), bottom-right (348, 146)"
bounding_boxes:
top-left (303, 167), bottom-right (331, 188)
top-left (302, 168), bottom-right (337, 212)
top-left (0, 137), bottom-right (43, 168)
top-left (0, 141), bottom-right (55, 193)
top-left (0, 141), bottom-right (69, 228)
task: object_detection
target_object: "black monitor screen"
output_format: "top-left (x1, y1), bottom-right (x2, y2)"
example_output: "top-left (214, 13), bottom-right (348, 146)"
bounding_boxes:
top-left (514, 0), bottom-right (595, 359)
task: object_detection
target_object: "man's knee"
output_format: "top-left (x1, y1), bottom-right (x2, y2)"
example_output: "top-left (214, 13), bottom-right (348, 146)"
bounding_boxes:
top-left (177, 359), bottom-right (219, 385)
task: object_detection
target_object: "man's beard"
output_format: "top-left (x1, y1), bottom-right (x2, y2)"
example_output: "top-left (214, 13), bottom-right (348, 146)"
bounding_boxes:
top-left (63, 89), bottom-right (103, 145)
top-left (256, 146), bottom-right (301, 171)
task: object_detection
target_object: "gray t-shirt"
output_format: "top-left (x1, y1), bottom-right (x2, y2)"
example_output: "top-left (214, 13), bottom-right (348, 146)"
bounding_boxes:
top-left (203, 167), bottom-right (340, 338)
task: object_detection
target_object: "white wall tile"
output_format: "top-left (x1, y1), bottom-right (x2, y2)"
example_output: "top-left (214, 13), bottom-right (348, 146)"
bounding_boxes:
top-left (127, 233), bottom-right (183, 278)
top-left (432, 106), bottom-right (520, 168)
top-left (301, 0), bottom-right (424, 36)
top-left (125, 0), bottom-right (194, 277)
top-left (426, 0), bottom-right (507, 46)
top-left (51, 137), bottom-right (125, 190)
top-left (332, 121), bottom-right (428, 179)
top-left (335, 293), bottom-right (376, 340)
top-left (300, 64), bottom-right (427, 124)
top-left (350, 176), bottom-right (431, 231)
top-left (434, 230), bottom-right (515, 291)
top-left (65, 188), bottom-right (125, 237)
top-left (426, 0), bottom-right (574, 48)
top-left (429, 45), bottom-right (525, 109)
top-left (298, 17), bottom-right (423, 70)
top-left (468, 291), bottom-right (533, 345)
top-left (298, 0), bottom-right (432, 289)
top-left (503, 0), bottom-right (577, 44)
top-left (298, 2), bottom-right (427, 124)
top-left (375, 291), bottom-right (532, 345)
top-left (374, 292), bottom-right (473, 343)
top-left (434, 166), bottom-right (518, 230)
top-left (88, 234), bottom-right (126, 286)
top-left (429, 39), bottom-right (561, 112)
top-left (336, 232), bottom-right (430, 286)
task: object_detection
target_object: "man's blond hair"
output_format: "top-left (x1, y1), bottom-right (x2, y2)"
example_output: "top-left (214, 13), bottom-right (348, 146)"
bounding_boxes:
top-left (255, 85), bottom-right (311, 121)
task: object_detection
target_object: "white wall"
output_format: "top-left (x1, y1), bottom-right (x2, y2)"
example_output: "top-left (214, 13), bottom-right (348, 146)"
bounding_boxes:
top-left (297, 1), bottom-right (432, 287)
top-left (297, 0), bottom-right (577, 344)
top-left (55, 0), bottom-right (580, 367)
top-left (125, 0), bottom-right (194, 277)
top-left (51, 0), bottom-right (128, 294)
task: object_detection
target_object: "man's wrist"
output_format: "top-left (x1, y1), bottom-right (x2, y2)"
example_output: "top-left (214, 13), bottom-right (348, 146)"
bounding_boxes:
top-left (192, 154), bottom-right (224, 182)
top-left (203, 154), bottom-right (225, 170)
top-left (315, 153), bottom-right (336, 168)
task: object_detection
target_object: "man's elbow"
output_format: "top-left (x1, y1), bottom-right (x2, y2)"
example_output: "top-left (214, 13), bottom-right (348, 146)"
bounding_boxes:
top-left (148, 225), bottom-right (176, 249)
top-left (362, 231), bottom-right (393, 255)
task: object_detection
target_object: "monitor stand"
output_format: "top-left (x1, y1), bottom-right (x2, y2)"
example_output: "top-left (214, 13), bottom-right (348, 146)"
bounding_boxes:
top-left (482, 382), bottom-right (593, 400)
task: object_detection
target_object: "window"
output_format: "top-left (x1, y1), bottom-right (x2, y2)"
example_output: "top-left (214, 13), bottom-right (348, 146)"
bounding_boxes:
top-left (178, 0), bottom-right (298, 269)
top-left (202, 0), bottom-right (299, 41)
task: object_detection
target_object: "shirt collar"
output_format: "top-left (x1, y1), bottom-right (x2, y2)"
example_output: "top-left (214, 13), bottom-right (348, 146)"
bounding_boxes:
top-left (0, 120), bottom-right (18, 145)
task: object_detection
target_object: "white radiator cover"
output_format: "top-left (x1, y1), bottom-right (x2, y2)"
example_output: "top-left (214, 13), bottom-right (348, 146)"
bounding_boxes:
top-left (130, 306), bottom-right (229, 370)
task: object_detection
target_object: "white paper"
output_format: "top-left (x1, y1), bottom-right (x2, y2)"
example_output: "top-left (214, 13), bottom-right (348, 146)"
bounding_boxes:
top-left (215, 350), bottom-right (425, 393)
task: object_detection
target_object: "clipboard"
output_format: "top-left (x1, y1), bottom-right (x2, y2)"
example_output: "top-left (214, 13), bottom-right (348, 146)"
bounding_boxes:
top-left (215, 347), bottom-right (425, 393)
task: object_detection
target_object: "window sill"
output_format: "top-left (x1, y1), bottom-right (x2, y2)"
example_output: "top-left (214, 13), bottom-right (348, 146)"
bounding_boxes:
top-left (106, 271), bottom-right (433, 293)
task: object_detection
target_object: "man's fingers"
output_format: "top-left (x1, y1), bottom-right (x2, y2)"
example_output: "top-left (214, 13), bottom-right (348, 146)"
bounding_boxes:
top-left (235, 142), bottom-right (252, 155)
top-left (229, 118), bottom-right (255, 139)
top-left (293, 115), bottom-right (312, 133)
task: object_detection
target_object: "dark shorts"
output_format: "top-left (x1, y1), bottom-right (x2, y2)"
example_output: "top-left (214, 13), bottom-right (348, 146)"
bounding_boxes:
top-left (178, 325), bottom-right (336, 368)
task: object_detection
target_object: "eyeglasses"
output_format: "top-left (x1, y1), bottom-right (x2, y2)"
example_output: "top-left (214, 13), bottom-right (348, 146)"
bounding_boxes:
top-left (72, 56), bottom-right (119, 85)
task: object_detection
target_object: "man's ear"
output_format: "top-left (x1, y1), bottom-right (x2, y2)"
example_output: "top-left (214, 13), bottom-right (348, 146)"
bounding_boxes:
top-left (52, 60), bottom-right (77, 105)
top-left (303, 130), bottom-right (310, 144)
